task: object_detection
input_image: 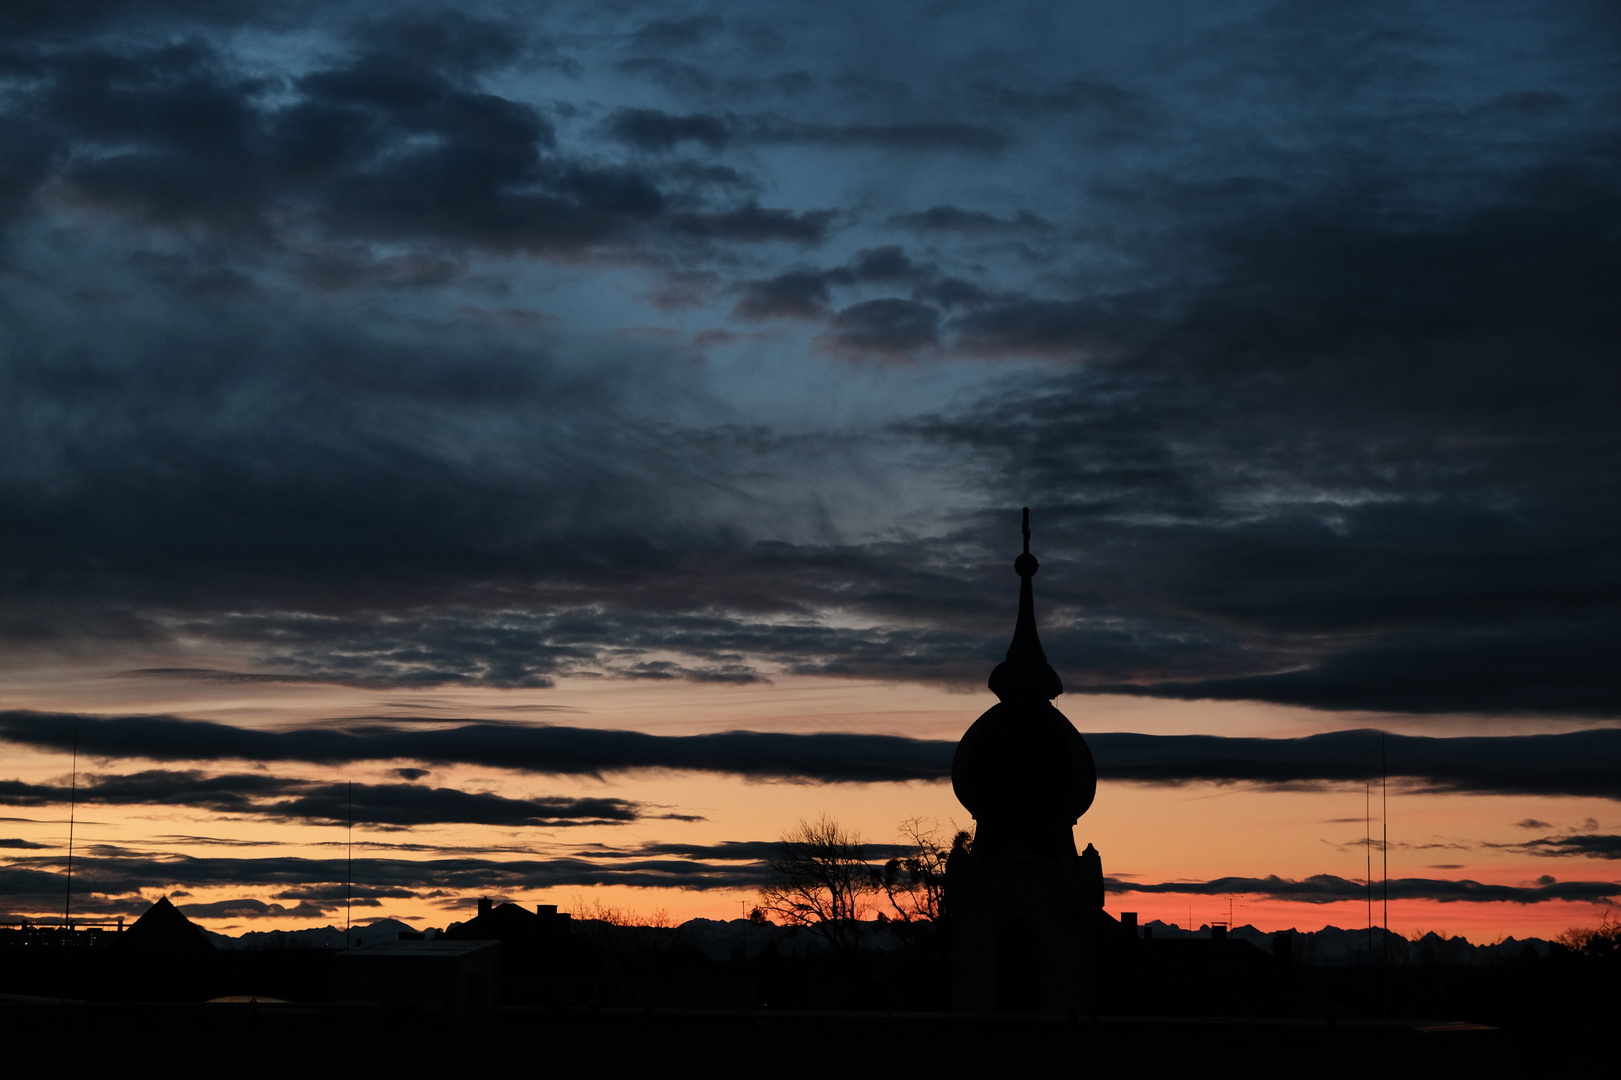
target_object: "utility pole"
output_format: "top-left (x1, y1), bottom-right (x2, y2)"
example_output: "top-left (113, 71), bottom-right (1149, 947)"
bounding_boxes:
top-left (61, 728), bottom-right (78, 1003)
top-left (346, 780), bottom-right (353, 947)
top-left (64, 729), bottom-right (78, 929)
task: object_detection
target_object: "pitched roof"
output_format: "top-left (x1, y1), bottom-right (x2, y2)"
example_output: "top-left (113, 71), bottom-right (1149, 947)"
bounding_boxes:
top-left (123, 896), bottom-right (215, 954)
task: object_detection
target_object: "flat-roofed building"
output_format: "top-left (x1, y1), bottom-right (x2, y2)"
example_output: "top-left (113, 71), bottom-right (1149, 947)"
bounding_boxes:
top-left (335, 939), bottom-right (500, 1013)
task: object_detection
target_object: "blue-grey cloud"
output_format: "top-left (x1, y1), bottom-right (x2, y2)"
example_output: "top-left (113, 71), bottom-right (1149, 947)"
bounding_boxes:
top-left (1, 0), bottom-right (1619, 722)
top-left (0, 17), bottom-right (824, 259)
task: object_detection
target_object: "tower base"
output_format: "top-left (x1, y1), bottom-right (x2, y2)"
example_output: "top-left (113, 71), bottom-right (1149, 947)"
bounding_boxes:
top-left (950, 849), bottom-right (1098, 1015)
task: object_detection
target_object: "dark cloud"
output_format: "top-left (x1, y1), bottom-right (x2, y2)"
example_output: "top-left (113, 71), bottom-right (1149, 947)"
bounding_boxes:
top-left (631, 16), bottom-right (725, 51)
top-left (888, 206), bottom-right (1052, 235)
top-left (357, 10), bottom-right (524, 74)
top-left (0, 0), bottom-right (313, 42)
top-left (1091, 729), bottom-right (1621, 801)
top-left (744, 117), bottom-right (1009, 154)
top-left (0, 766), bottom-right (642, 827)
top-left (273, 884), bottom-right (420, 901)
top-left (824, 299), bottom-right (940, 358)
top-left (3, 712), bottom-right (1619, 799)
top-left (732, 247), bottom-right (929, 322)
top-left (733, 269), bottom-right (836, 319)
top-left (0, 23), bottom-right (824, 262)
top-left (2, 1), bottom-right (1620, 726)
top-left (967, 77), bottom-right (1147, 122)
top-left (608, 107), bottom-right (731, 151)
top-left (614, 56), bottom-right (714, 94)
top-left (620, 658), bottom-right (762, 684)
top-left (0, 838), bottom-right (48, 849)
top-left (597, 108), bottom-right (1010, 158)
top-left (180, 897), bottom-right (345, 919)
top-left (947, 297), bottom-right (1124, 358)
top-left (591, 839), bottom-right (908, 862)
top-left (1511, 834), bottom-right (1621, 860)
top-left (0, 115), bottom-right (55, 222)
top-left (906, 162), bottom-right (1621, 714)
top-left (1088, 601), bottom-right (1621, 715)
top-left (0, 850), bottom-right (771, 909)
top-left (0, 711), bottom-right (955, 783)
top-left (672, 204), bottom-right (831, 243)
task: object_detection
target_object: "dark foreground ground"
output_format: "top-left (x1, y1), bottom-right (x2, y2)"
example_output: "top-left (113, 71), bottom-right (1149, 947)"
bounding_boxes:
top-left (0, 1000), bottom-right (1599, 1080)
top-left (4, 914), bottom-right (1614, 1078)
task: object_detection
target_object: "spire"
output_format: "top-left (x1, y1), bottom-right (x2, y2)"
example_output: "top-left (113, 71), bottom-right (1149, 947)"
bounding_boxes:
top-left (987, 507), bottom-right (1063, 701)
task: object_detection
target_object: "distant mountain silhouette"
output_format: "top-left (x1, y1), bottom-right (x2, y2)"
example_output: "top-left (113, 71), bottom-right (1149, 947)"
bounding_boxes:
top-left (203, 918), bottom-right (423, 950)
top-left (1135, 920), bottom-right (1550, 965)
top-left (192, 915), bottom-right (1548, 967)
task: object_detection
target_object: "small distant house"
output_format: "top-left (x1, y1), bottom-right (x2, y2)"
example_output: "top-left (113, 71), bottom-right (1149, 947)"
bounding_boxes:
top-left (441, 897), bottom-right (573, 963)
top-left (335, 939), bottom-right (500, 1013)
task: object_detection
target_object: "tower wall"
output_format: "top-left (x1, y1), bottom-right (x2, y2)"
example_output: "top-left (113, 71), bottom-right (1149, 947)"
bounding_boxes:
top-left (950, 852), bottom-right (1098, 1015)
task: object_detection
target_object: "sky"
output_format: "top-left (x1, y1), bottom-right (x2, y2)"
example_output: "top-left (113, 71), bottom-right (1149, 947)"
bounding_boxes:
top-left (1, 0), bottom-right (1618, 942)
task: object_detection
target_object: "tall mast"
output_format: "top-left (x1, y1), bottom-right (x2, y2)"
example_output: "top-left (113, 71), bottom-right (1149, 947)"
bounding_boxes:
top-left (346, 780), bottom-right (353, 945)
top-left (64, 729), bottom-right (78, 929)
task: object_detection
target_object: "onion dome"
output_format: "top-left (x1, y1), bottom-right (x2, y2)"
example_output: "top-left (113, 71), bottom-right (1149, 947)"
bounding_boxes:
top-left (952, 509), bottom-right (1097, 858)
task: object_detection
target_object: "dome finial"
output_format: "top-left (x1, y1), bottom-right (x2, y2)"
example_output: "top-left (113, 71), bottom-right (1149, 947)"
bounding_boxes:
top-left (988, 507), bottom-right (1062, 700)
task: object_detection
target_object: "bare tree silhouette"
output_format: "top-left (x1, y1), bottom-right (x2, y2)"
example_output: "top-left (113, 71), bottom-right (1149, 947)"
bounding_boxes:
top-left (880, 818), bottom-right (968, 926)
top-left (758, 815), bottom-right (880, 960)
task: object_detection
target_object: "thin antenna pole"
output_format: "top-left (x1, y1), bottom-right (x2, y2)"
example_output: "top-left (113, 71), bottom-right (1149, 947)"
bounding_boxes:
top-left (1383, 732), bottom-right (1390, 1014)
top-left (1365, 780), bottom-right (1373, 967)
top-left (346, 780), bottom-right (353, 946)
top-left (61, 729), bottom-right (78, 1003)
top-left (64, 730), bottom-right (78, 928)
top-left (1021, 507), bottom-right (1031, 554)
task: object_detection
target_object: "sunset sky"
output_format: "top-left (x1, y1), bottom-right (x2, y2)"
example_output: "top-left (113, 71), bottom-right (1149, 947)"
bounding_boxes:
top-left (1, 1), bottom-right (1618, 943)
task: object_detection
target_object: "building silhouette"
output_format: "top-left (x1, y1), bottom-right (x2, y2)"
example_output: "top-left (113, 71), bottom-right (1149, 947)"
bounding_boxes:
top-left (336, 938), bottom-right (500, 1013)
top-left (946, 509), bottom-right (1104, 1014)
top-left (122, 895), bottom-right (214, 956)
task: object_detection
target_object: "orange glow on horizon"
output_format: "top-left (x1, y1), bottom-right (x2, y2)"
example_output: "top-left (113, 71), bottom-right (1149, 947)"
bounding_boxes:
top-left (0, 665), bottom-right (1614, 945)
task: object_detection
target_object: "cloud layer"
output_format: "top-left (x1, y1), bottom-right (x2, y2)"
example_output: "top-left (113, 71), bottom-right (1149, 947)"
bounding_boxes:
top-left (4, 711), bottom-right (1618, 800)
top-left (4, 846), bottom-right (1613, 920)
top-left (0, 1), bottom-right (1618, 721)
top-left (0, 769), bottom-right (645, 828)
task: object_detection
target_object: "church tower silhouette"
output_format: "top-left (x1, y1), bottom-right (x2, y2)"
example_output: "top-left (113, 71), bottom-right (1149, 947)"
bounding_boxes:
top-left (946, 508), bottom-right (1104, 1014)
